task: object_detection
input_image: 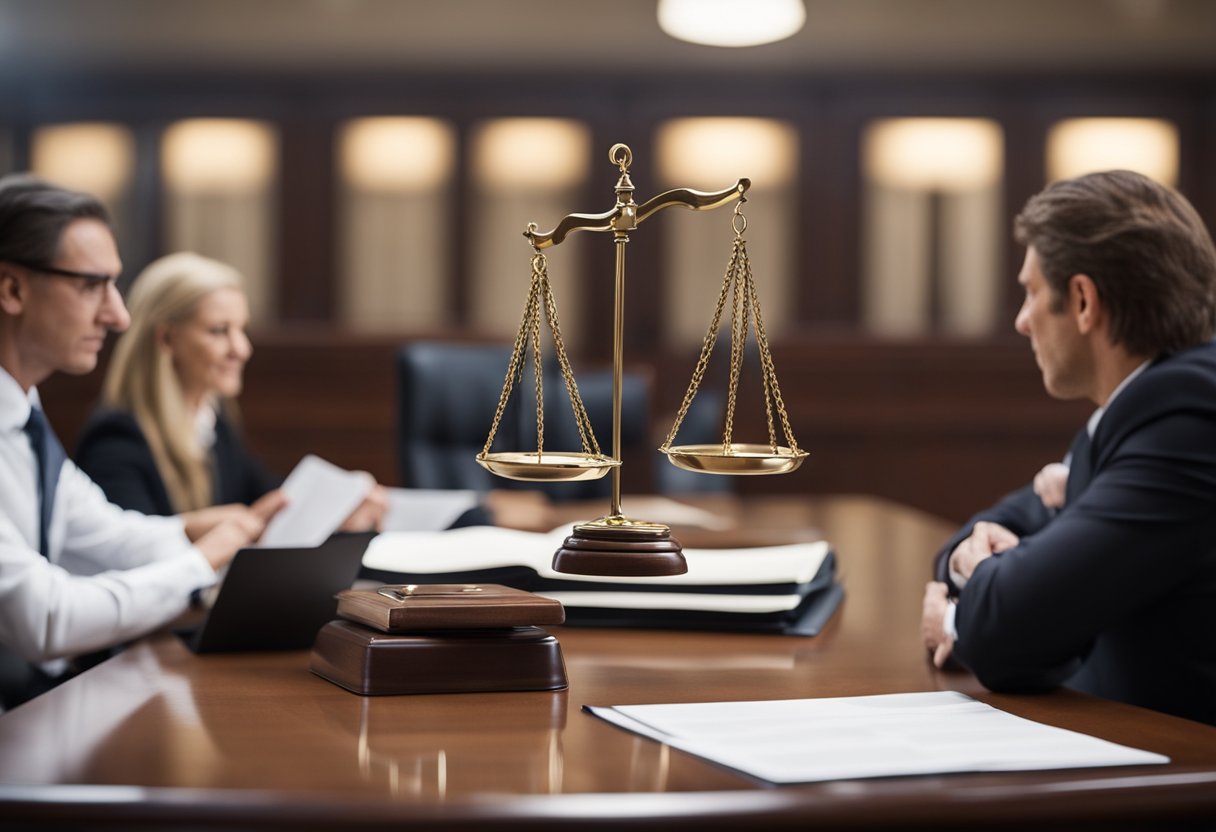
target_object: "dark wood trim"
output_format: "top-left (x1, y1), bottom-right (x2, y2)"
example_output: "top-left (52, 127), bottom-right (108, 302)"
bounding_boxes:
top-left (276, 117), bottom-right (336, 321)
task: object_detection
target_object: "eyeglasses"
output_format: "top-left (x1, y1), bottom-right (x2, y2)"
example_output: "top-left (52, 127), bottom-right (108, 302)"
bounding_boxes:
top-left (6, 259), bottom-right (118, 286)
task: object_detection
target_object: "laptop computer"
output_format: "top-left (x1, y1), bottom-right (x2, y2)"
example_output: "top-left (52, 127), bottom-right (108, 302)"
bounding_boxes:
top-left (185, 531), bottom-right (376, 654)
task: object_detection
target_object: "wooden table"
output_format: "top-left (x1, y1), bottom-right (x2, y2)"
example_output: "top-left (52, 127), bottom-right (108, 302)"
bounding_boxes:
top-left (2, 495), bottom-right (1214, 830)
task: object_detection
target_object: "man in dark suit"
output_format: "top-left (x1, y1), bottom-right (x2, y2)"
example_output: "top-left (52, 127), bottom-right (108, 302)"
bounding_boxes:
top-left (921, 169), bottom-right (1216, 726)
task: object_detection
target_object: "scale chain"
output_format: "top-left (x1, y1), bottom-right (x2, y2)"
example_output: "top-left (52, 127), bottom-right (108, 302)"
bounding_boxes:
top-left (722, 237), bottom-right (749, 451)
top-left (660, 239), bottom-right (739, 451)
top-left (659, 223), bottom-right (801, 457)
top-left (744, 249), bottom-right (799, 454)
top-left (480, 250), bottom-right (605, 461)
top-left (481, 262), bottom-right (542, 458)
top-left (737, 243), bottom-right (778, 452)
top-left (541, 269), bottom-right (600, 456)
top-left (530, 283), bottom-right (544, 457)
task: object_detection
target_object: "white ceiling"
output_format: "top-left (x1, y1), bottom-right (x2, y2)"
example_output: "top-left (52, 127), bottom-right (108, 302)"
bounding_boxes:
top-left (1, 0), bottom-right (1214, 77)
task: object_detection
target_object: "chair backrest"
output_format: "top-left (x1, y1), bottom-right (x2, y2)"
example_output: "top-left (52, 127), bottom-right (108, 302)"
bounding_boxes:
top-left (397, 342), bottom-right (517, 492)
top-left (542, 368), bottom-right (651, 500)
top-left (654, 389), bottom-right (733, 495)
top-left (397, 342), bottom-right (652, 501)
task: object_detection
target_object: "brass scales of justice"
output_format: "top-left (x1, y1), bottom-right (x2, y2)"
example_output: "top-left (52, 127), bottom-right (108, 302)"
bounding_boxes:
top-left (477, 143), bottom-right (806, 577)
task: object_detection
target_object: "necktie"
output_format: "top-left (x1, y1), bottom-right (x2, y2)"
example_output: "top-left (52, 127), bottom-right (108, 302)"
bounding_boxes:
top-left (1064, 426), bottom-right (1093, 507)
top-left (22, 407), bottom-right (66, 559)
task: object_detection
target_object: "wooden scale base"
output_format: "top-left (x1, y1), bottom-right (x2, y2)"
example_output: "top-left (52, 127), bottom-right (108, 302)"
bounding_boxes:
top-left (310, 621), bottom-right (568, 696)
top-left (552, 517), bottom-right (687, 577)
top-left (310, 584), bottom-right (569, 696)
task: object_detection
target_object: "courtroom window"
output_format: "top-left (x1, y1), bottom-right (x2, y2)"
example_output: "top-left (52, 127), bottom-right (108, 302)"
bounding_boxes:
top-left (31, 122), bottom-right (137, 272)
top-left (861, 118), bottom-right (1005, 338)
top-left (337, 117), bottom-right (456, 332)
top-left (161, 119), bottom-right (278, 324)
top-left (655, 117), bottom-right (798, 350)
top-left (468, 118), bottom-right (591, 350)
top-left (1047, 117), bottom-right (1179, 186)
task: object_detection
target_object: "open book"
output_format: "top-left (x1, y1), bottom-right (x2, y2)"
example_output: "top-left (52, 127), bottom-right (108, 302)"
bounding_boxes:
top-left (360, 526), bottom-right (842, 635)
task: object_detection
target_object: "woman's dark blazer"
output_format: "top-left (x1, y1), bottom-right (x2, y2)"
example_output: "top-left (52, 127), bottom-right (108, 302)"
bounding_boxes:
top-left (75, 408), bottom-right (279, 517)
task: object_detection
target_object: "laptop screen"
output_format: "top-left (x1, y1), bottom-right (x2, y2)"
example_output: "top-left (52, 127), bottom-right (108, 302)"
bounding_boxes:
top-left (188, 532), bottom-right (376, 654)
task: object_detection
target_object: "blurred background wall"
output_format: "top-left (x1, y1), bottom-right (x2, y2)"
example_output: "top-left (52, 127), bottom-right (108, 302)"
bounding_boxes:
top-left (3, 0), bottom-right (1214, 521)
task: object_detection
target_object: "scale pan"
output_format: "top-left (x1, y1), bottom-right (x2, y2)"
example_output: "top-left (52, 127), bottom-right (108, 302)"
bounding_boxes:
top-left (664, 443), bottom-right (808, 475)
top-left (477, 452), bottom-right (621, 482)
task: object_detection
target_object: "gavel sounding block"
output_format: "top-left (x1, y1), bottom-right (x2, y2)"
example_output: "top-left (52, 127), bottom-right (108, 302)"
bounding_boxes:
top-left (310, 584), bottom-right (569, 695)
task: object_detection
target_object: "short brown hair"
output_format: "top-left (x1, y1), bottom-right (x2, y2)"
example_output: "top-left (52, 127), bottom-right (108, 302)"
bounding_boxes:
top-left (0, 173), bottom-right (111, 267)
top-left (1014, 170), bottom-right (1216, 356)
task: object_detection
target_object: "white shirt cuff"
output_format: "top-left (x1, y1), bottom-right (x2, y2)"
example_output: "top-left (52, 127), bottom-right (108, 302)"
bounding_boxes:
top-left (943, 600), bottom-right (959, 641)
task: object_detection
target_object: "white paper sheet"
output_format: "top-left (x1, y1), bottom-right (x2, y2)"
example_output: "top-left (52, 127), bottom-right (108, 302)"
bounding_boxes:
top-left (382, 487), bottom-right (479, 532)
top-left (258, 454), bottom-right (373, 548)
top-left (587, 691), bottom-right (1168, 784)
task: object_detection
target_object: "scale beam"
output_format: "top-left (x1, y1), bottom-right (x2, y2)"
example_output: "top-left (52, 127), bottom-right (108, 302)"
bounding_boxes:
top-left (525, 181), bottom-right (751, 250)
top-left (635, 181), bottom-right (751, 224)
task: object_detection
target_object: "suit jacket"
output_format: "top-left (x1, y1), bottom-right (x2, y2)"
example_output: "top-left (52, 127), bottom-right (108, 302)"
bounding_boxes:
top-left (74, 408), bottom-right (280, 517)
top-left (934, 341), bottom-right (1216, 726)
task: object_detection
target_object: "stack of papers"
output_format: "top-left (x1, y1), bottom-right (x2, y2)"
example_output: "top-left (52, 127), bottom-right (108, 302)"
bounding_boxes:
top-left (360, 525), bottom-right (842, 635)
top-left (587, 691), bottom-right (1169, 784)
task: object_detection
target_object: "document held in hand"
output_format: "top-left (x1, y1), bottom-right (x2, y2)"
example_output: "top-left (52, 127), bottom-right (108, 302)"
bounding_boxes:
top-left (258, 455), bottom-right (374, 548)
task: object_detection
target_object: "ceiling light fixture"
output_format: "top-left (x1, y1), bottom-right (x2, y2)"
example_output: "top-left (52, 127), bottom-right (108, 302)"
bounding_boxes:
top-left (658, 0), bottom-right (806, 48)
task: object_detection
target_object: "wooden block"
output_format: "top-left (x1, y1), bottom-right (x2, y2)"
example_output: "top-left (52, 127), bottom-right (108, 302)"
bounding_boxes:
top-left (335, 583), bottom-right (565, 633)
top-left (309, 619), bottom-right (569, 696)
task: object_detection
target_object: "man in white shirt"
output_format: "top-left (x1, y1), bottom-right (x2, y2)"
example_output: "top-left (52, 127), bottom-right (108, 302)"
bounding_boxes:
top-left (0, 174), bottom-right (282, 707)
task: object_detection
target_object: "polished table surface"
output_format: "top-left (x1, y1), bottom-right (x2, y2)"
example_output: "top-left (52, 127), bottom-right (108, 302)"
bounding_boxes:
top-left (2, 494), bottom-right (1215, 830)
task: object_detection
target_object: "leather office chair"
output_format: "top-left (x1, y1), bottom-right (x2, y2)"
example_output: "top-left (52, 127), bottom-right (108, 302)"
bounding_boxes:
top-left (655, 389), bottom-right (733, 495)
top-left (397, 342), bottom-right (650, 501)
top-left (398, 341), bottom-right (732, 500)
top-left (541, 367), bottom-right (650, 500)
top-left (397, 341), bottom-right (519, 492)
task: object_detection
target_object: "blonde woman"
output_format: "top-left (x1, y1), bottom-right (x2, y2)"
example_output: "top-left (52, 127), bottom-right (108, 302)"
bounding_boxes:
top-left (75, 252), bottom-right (385, 533)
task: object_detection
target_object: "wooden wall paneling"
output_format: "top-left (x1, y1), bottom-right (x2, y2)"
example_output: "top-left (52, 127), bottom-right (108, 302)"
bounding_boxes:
top-left (577, 114), bottom-right (635, 365)
top-left (725, 336), bottom-right (1091, 524)
top-left (1185, 91), bottom-right (1216, 240)
top-left (449, 118), bottom-right (473, 328)
top-left (800, 92), bottom-right (863, 328)
top-left (19, 69), bottom-right (1216, 525)
top-left (1028, 79), bottom-right (1207, 203)
top-left (124, 123), bottom-right (165, 281)
top-left (276, 113), bottom-right (336, 322)
top-left (236, 330), bottom-right (402, 486)
top-left (1203, 96), bottom-right (1216, 243)
top-left (620, 137), bottom-right (664, 361)
top-left (999, 89), bottom-right (1046, 330)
